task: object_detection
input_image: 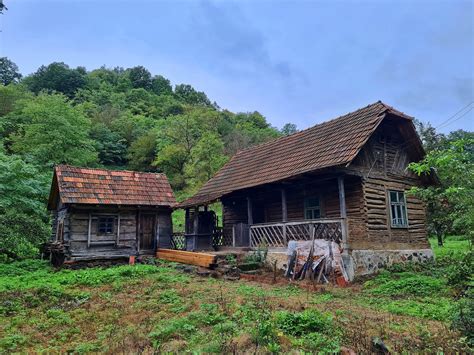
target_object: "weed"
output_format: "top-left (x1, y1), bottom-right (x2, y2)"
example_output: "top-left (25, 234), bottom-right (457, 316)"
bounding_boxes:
top-left (274, 309), bottom-right (334, 336)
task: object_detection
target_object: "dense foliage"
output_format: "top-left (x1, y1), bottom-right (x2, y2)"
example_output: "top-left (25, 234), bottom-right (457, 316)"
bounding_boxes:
top-left (0, 58), bottom-right (287, 258)
top-left (410, 124), bottom-right (474, 245)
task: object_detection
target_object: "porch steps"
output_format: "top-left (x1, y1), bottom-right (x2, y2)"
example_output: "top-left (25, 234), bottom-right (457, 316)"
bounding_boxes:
top-left (156, 248), bottom-right (217, 268)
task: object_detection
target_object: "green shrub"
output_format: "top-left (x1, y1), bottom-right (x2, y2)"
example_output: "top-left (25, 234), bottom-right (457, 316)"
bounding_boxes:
top-left (275, 309), bottom-right (333, 336)
top-left (446, 250), bottom-right (473, 292)
top-left (149, 317), bottom-right (196, 348)
top-left (292, 332), bottom-right (340, 353)
top-left (381, 298), bottom-right (453, 321)
top-left (451, 289), bottom-right (474, 346)
top-left (364, 271), bottom-right (446, 298)
top-left (190, 303), bottom-right (226, 326)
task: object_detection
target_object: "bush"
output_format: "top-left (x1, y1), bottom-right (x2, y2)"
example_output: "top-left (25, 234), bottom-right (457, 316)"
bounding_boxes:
top-left (275, 309), bottom-right (333, 336)
top-left (364, 271), bottom-right (446, 298)
top-left (446, 249), bottom-right (473, 293)
top-left (451, 289), bottom-right (474, 346)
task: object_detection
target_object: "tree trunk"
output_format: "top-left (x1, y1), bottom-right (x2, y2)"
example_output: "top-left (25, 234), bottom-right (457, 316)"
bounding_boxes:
top-left (437, 232), bottom-right (444, 247)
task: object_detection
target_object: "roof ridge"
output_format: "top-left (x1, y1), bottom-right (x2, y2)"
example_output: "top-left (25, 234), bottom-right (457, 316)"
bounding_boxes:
top-left (56, 164), bottom-right (166, 176)
top-left (233, 100), bottom-right (387, 157)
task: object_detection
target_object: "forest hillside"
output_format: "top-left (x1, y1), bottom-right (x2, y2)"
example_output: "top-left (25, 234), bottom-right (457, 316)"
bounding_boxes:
top-left (0, 58), bottom-right (296, 258)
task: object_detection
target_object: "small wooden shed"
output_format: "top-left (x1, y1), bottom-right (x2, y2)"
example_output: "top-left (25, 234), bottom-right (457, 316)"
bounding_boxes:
top-left (47, 165), bottom-right (176, 263)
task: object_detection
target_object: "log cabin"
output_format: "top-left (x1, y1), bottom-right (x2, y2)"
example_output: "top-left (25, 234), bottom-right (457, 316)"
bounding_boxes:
top-left (46, 165), bottom-right (176, 264)
top-left (177, 101), bottom-right (435, 278)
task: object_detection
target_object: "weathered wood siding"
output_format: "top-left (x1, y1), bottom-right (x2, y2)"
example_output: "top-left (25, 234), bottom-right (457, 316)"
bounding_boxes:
top-left (51, 205), bottom-right (173, 259)
top-left (222, 176), bottom-right (364, 243)
top-left (221, 118), bottom-right (429, 250)
top-left (350, 118), bottom-right (429, 249)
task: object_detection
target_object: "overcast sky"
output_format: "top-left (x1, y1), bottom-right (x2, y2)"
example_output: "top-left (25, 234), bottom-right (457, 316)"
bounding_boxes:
top-left (1, 0), bottom-right (472, 132)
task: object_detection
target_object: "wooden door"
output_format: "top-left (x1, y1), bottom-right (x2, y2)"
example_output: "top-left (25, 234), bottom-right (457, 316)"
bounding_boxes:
top-left (139, 214), bottom-right (155, 251)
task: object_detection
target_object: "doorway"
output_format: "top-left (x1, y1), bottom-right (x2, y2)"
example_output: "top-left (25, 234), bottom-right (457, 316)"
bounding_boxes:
top-left (139, 214), bottom-right (156, 252)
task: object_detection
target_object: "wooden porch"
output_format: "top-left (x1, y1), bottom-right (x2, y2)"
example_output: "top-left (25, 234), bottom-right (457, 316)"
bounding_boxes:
top-left (249, 218), bottom-right (345, 248)
top-left (179, 174), bottom-right (353, 253)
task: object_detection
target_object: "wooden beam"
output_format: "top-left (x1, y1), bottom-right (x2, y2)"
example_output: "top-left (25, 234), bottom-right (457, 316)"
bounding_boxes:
top-left (193, 208), bottom-right (199, 235)
top-left (137, 210), bottom-right (141, 253)
top-left (338, 176), bottom-right (347, 219)
top-left (116, 213), bottom-right (121, 245)
top-left (247, 197), bottom-right (253, 225)
top-left (156, 248), bottom-right (216, 268)
top-left (337, 176), bottom-right (349, 253)
top-left (87, 213), bottom-right (92, 248)
top-left (185, 208), bottom-right (190, 234)
top-left (281, 188), bottom-right (287, 223)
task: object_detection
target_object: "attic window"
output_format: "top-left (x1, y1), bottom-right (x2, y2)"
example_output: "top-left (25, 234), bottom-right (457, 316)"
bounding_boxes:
top-left (98, 216), bottom-right (115, 234)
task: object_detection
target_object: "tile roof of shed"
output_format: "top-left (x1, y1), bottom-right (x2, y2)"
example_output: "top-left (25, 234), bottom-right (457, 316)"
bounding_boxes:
top-left (48, 165), bottom-right (176, 209)
top-left (178, 101), bottom-right (414, 208)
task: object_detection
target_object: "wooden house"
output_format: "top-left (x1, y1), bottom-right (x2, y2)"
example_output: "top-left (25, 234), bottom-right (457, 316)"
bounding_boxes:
top-left (47, 165), bottom-right (176, 263)
top-left (178, 101), bottom-right (435, 278)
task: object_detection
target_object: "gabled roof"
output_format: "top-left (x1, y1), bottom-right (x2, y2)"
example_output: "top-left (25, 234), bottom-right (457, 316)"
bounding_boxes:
top-left (179, 101), bottom-right (417, 208)
top-left (48, 165), bottom-right (176, 210)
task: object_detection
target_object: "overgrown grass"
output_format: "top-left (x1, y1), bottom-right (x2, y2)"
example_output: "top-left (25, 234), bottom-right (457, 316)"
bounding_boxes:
top-left (0, 237), bottom-right (471, 352)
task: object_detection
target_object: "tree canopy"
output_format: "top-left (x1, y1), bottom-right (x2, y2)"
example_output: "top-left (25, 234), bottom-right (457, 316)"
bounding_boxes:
top-left (0, 59), bottom-right (282, 258)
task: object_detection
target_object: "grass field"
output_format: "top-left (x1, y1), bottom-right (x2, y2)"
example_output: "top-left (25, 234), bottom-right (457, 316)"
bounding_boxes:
top-left (0, 238), bottom-right (471, 353)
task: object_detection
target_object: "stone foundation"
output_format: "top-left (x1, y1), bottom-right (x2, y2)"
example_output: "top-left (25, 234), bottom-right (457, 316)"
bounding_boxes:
top-left (351, 249), bottom-right (434, 276)
top-left (265, 248), bottom-right (435, 281)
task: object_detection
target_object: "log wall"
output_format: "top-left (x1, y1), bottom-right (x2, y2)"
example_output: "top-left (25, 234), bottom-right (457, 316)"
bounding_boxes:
top-left (222, 176), bottom-right (364, 244)
top-left (350, 117), bottom-right (430, 249)
top-left (50, 205), bottom-right (173, 259)
top-left (221, 117), bottom-right (430, 250)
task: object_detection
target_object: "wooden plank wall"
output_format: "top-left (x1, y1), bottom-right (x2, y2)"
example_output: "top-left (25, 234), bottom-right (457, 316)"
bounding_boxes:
top-left (221, 176), bottom-right (365, 244)
top-left (58, 206), bottom-right (174, 258)
top-left (350, 117), bottom-right (429, 250)
top-left (68, 207), bottom-right (137, 256)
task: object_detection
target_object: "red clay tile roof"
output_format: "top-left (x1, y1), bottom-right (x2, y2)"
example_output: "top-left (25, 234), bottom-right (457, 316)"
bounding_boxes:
top-left (48, 165), bottom-right (176, 209)
top-left (178, 101), bottom-right (414, 208)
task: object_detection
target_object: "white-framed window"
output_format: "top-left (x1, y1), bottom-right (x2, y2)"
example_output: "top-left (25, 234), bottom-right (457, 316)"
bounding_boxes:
top-left (389, 190), bottom-right (408, 228)
top-left (304, 196), bottom-right (321, 220)
top-left (97, 216), bottom-right (115, 235)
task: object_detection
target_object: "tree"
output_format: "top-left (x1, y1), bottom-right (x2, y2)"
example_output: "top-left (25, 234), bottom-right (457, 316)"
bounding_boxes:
top-left (0, 1), bottom-right (7, 14)
top-left (409, 138), bottom-right (474, 245)
top-left (154, 109), bottom-right (221, 189)
top-left (0, 57), bottom-right (22, 85)
top-left (0, 84), bottom-right (32, 117)
top-left (281, 123), bottom-right (298, 136)
top-left (127, 131), bottom-right (158, 171)
top-left (9, 93), bottom-right (98, 167)
top-left (414, 119), bottom-right (444, 153)
top-left (174, 84), bottom-right (212, 107)
top-left (0, 150), bottom-right (50, 259)
top-left (90, 123), bottom-right (127, 166)
top-left (186, 132), bottom-right (228, 185)
top-left (151, 75), bottom-right (173, 96)
top-left (127, 66), bottom-right (152, 90)
top-left (23, 62), bottom-right (87, 98)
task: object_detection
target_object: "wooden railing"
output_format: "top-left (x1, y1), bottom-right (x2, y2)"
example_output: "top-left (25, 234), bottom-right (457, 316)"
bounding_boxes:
top-left (249, 219), bottom-right (344, 248)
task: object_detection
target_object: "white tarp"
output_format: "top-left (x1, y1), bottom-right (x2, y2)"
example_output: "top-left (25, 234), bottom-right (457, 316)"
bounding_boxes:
top-left (285, 239), bottom-right (349, 283)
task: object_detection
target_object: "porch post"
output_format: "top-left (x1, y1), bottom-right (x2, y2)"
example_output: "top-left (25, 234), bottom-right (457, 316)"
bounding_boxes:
top-left (247, 197), bottom-right (253, 225)
top-left (337, 176), bottom-right (349, 254)
top-left (193, 207), bottom-right (199, 235)
top-left (185, 208), bottom-right (190, 234)
top-left (281, 188), bottom-right (287, 222)
top-left (281, 188), bottom-right (287, 245)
